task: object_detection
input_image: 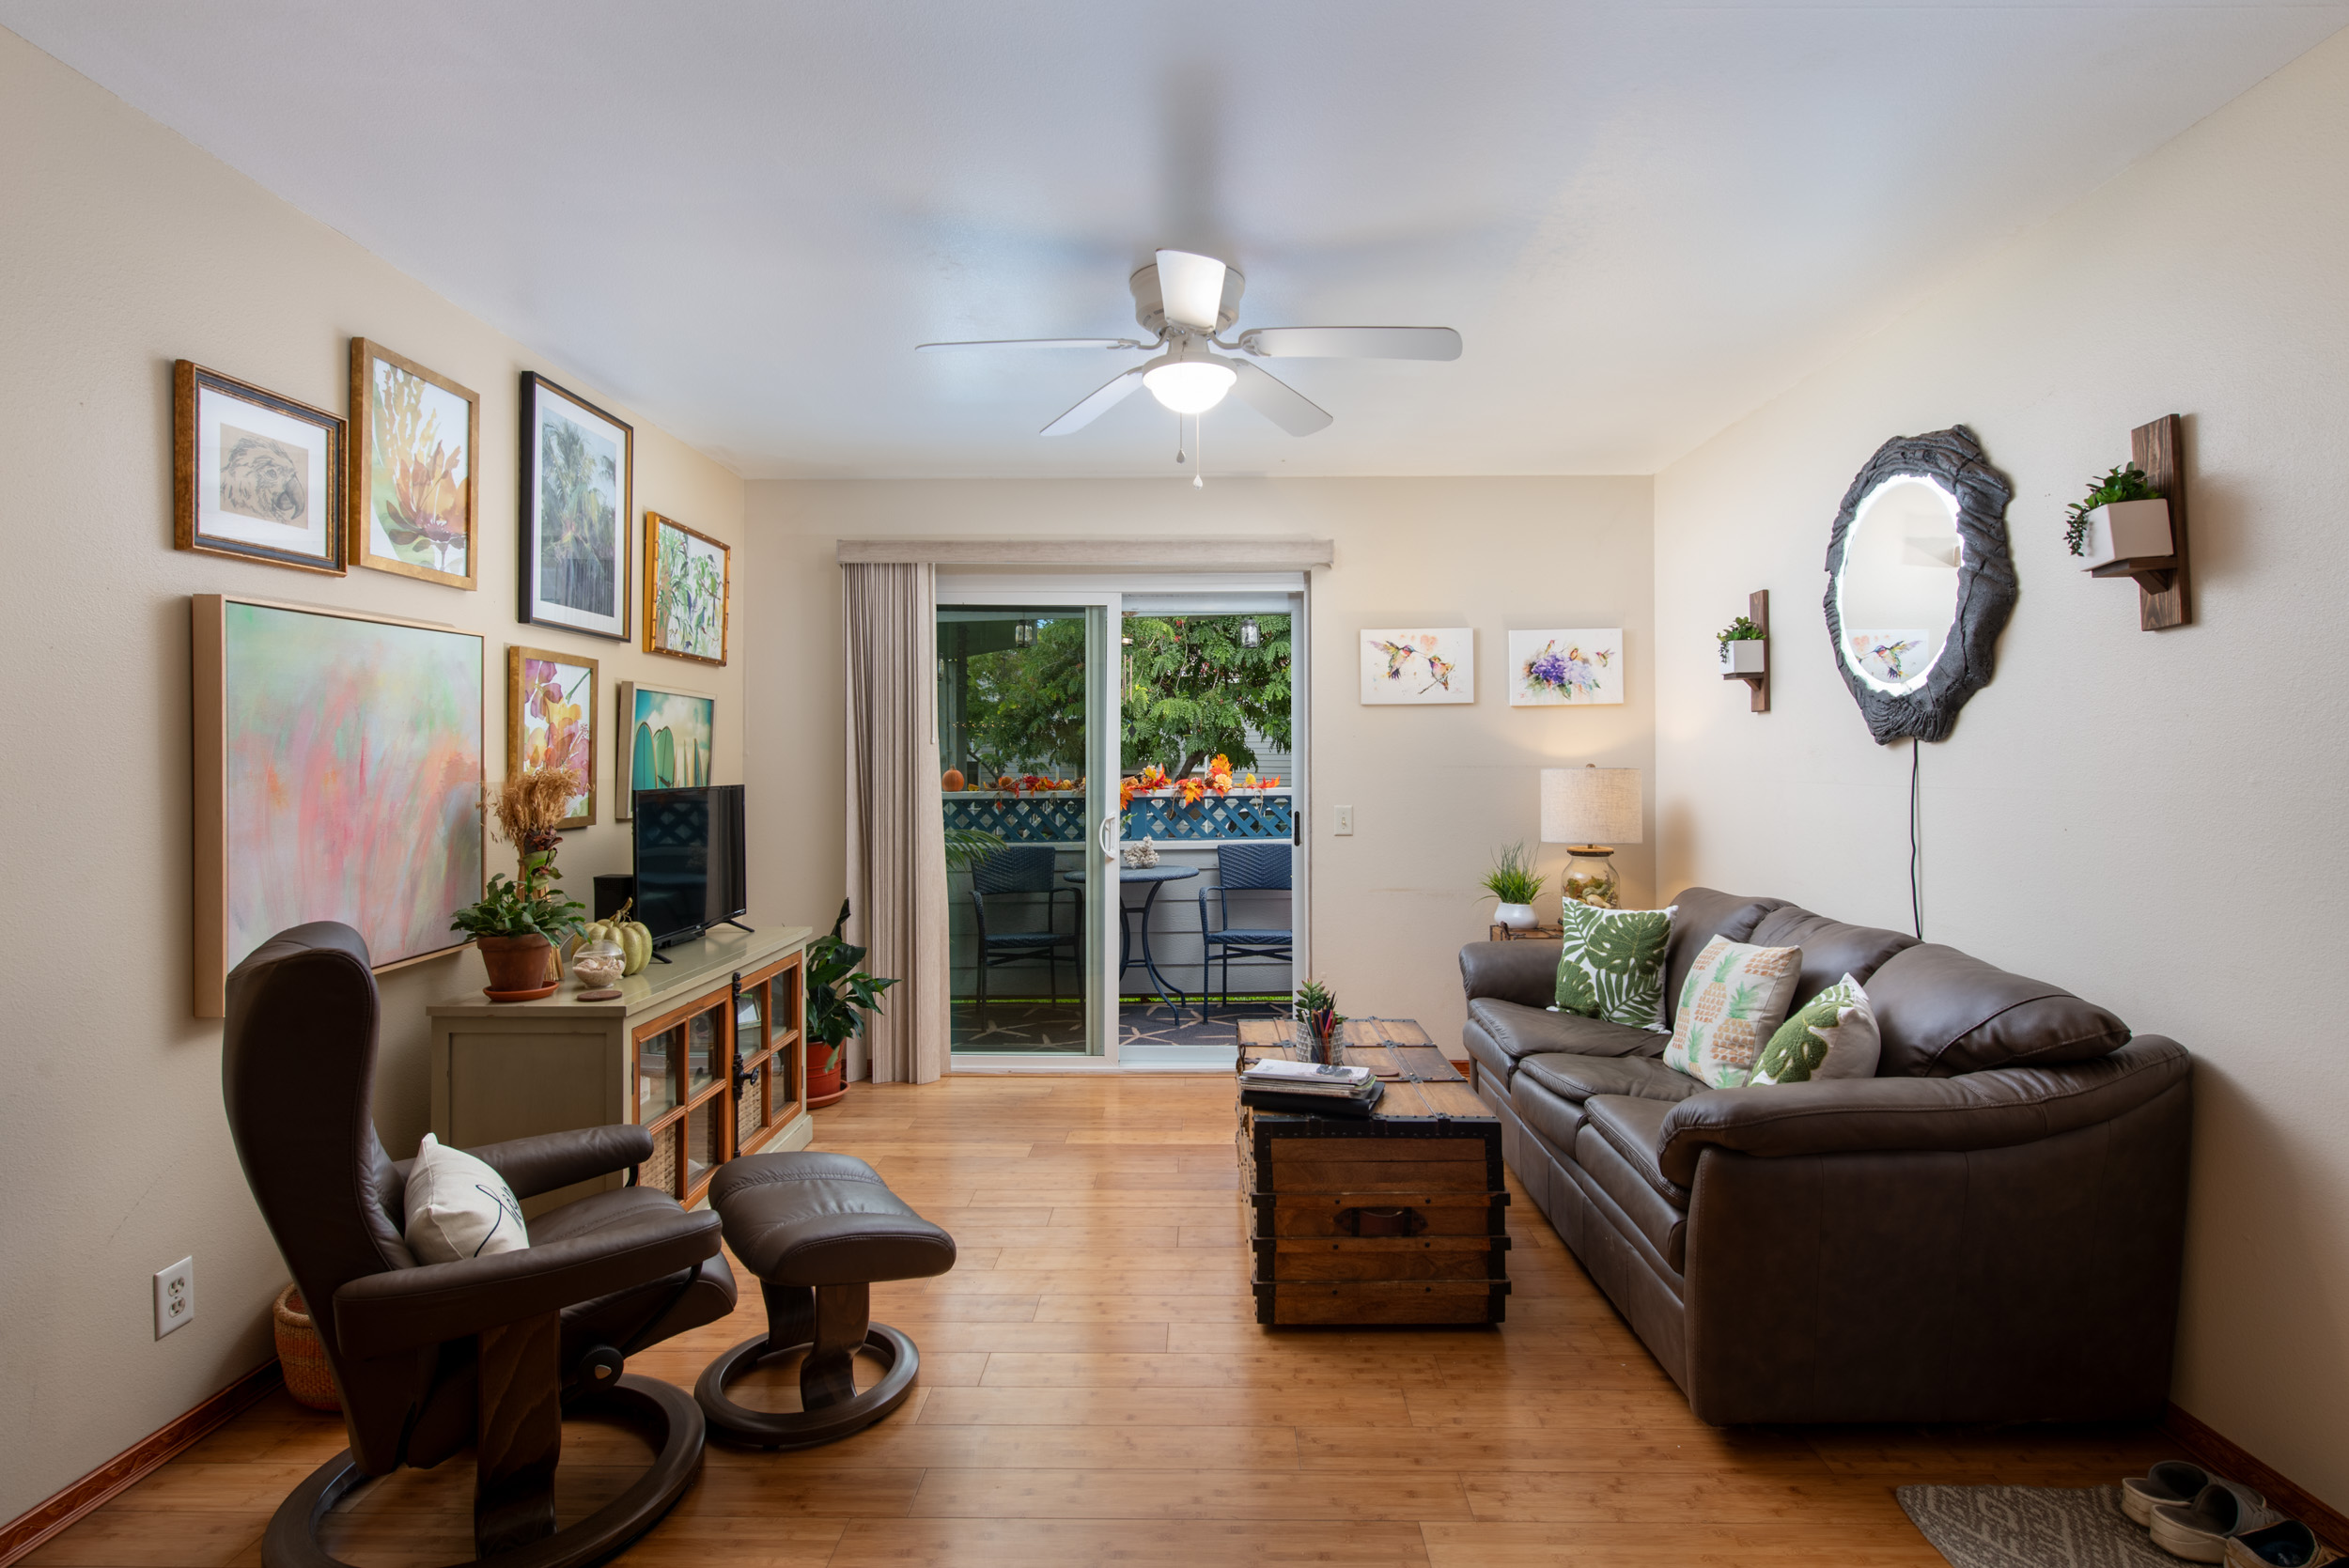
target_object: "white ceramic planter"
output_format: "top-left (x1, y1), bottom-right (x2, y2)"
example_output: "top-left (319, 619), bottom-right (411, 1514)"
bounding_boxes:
top-left (2076, 499), bottom-right (2172, 569)
top-left (1493, 902), bottom-right (1538, 931)
top-left (1719, 639), bottom-right (1766, 674)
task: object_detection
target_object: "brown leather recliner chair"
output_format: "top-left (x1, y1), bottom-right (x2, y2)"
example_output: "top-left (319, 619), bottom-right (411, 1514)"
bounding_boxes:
top-left (223, 923), bottom-right (738, 1568)
top-left (1462, 888), bottom-right (2192, 1426)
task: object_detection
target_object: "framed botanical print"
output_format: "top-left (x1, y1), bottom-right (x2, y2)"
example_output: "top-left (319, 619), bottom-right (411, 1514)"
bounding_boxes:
top-left (350, 338), bottom-right (479, 588)
top-left (1508, 629), bottom-right (1624, 706)
top-left (519, 372), bottom-right (632, 641)
top-left (506, 646), bottom-right (598, 828)
top-left (645, 511), bottom-right (731, 665)
top-left (173, 362), bottom-right (346, 575)
top-left (614, 680), bottom-right (714, 820)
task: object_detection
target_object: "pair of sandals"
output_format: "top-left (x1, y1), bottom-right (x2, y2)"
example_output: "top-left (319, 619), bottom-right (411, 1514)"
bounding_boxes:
top-left (2122, 1463), bottom-right (2339, 1566)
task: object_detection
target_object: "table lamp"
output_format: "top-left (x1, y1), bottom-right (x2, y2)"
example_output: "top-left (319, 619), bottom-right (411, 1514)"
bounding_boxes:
top-left (1540, 765), bottom-right (1642, 909)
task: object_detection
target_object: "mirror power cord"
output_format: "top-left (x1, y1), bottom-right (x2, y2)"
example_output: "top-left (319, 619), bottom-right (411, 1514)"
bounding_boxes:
top-left (1909, 738), bottom-right (1923, 940)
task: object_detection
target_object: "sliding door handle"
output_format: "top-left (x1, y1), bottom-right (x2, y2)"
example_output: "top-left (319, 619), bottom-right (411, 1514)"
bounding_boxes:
top-left (1098, 812), bottom-right (1117, 861)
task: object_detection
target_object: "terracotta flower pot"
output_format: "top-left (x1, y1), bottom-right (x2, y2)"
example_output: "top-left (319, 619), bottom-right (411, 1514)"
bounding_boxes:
top-left (476, 933), bottom-right (554, 994)
top-left (807, 1051), bottom-right (848, 1109)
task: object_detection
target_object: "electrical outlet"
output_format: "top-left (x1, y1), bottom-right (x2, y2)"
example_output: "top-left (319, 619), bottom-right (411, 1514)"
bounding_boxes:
top-left (154, 1257), bottom-right (194, 1340)
top-left (1333, 805), bottom-right (1355, 836)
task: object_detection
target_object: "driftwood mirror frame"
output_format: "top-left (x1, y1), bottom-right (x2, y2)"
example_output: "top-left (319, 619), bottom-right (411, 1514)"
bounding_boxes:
top-left (1823, 426), bottom-right (2016, 745)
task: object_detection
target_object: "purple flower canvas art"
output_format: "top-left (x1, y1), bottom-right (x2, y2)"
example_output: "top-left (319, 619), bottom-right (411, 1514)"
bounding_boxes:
top-left (1509, 629), bottom-right (1624, 706)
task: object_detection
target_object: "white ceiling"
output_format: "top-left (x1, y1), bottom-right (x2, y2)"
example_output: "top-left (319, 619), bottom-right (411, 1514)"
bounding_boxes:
top-left (8, 2), bottom-right (2342, 478)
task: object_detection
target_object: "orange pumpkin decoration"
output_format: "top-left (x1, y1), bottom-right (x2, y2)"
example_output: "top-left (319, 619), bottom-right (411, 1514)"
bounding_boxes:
top-left (941, 768), bottom-right (965, 792)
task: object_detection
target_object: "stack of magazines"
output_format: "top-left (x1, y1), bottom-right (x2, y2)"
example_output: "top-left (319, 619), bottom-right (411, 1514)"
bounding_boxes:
top-left (1239, 1058), bottom-right (1385, 1119)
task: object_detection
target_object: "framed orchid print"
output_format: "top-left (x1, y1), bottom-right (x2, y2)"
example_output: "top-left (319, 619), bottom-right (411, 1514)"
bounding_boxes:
top-left (506, 646), bottom-right (598, 828)
top-left (350, 338), bottom-right (478, 588)
top-left (519, 372), bottom-right (632, 641)
top-left (173, 362), bottom-right (346, 575)
top-left (645, 511), bottom-right (731, 665)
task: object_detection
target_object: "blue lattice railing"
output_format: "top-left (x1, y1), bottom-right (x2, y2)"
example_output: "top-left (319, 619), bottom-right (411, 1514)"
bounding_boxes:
top-left (941, 790), bottom-right (1294, 845)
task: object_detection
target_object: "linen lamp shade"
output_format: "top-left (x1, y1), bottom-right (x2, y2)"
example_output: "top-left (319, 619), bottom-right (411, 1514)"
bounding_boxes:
top-left (1540, 767), bottom-right (1642, 846)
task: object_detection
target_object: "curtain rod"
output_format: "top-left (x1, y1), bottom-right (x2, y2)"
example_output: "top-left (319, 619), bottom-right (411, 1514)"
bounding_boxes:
top-left (835, 537), bottom-right (1334, 568)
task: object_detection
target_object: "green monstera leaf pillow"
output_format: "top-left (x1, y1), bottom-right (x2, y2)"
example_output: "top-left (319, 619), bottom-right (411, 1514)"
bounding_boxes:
top-left (1751, 973), bottom-right (1880, 1085)
top-left (1554, 902), bottom-right (1676, 1031)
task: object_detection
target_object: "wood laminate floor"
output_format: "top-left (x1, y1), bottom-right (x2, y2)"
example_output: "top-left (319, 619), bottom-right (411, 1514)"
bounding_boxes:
top-left (28, 1077), bottom-right (2176, 1567)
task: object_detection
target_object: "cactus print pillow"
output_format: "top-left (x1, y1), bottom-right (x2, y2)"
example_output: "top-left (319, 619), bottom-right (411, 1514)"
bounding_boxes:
top-left (1751, 974), bottom-right (1880, 1085)
top-left (1663, 936), bottom-right (1803, 1087)
top-left (1553, 902), bottom-right (1676, 1032)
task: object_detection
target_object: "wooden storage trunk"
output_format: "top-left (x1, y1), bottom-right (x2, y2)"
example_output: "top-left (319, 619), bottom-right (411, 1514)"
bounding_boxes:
top-left (1237, 1020), bottom-right (1510, 1327)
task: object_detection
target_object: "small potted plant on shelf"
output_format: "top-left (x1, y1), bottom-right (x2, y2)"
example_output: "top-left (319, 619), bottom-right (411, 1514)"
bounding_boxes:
top-left (1481, 842), bottom-right (1547, 932)
top-left (1718, 614), bottom-right (1766, 674)
top-left (1294, 978), bottom-right (1346, 1065)
top-left (451, 767), bottom-right (589, 1000)
top-left (804, 899), bottom-right (899, 1107)
top-left (2066, 462), bottom-right (2171, 569)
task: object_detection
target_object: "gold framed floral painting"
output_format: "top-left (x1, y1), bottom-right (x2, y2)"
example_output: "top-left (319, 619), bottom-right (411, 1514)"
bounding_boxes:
top-left (506, 645), bottom-right (598, 829)
top-left (350, 338), bottom-right (479, 588)
top-left (645, 511), bottom-right (731, 665)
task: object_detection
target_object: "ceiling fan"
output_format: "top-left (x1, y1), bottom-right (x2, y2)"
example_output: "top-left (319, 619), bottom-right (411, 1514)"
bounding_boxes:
top-left (917, 249), bottom-right (1461, 446)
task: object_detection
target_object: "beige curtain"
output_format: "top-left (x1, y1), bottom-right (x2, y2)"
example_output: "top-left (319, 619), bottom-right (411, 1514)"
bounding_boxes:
top-left (842, 563), bottom-right (949, 1083)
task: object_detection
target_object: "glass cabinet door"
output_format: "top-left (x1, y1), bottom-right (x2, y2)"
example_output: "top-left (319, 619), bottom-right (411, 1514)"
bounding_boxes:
top-left (732, 953), bottom-right (801, 1157)
top-left (631, 994), bottom-right (731, 1206)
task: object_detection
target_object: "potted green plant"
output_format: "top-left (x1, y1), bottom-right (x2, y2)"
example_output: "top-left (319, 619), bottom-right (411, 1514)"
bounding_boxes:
top-left (2066, 462), bottom-right (2170, 569)
top-left (1294, 978), bottom-right (1346, 1064)
top-left (1480, 842), bottom-right (1547, 931)
top-left (1717, 614), bottom-right (1766, 675)
top-left (804, 899), bottom-right (900, 1107)
top-left (450, 768), bottom-right (588, 998)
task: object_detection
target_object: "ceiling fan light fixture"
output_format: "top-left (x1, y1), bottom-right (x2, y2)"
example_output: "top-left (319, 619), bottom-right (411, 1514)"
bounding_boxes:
top-left (1143, 359), bottom-right (1236, 414)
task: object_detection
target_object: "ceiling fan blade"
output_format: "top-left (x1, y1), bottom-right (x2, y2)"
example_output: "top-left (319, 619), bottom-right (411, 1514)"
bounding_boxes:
top-left (918, 336), bottom-right (1148, 351)
top-left (1155, 249), bottom-right (1228, 332)
top-left (1040, 366), bottom-right (1146, 436)
top-left (1228, 359), bottom-right (1332, 436)
top-left (1237, 326), bottom-right (1462, 361)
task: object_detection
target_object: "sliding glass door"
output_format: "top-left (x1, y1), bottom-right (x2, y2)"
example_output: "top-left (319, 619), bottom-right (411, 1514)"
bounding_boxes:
top-left (939, 576), bottom-right (1307, 1065)
top-left (938, 601), bottom-right (1116, 1055)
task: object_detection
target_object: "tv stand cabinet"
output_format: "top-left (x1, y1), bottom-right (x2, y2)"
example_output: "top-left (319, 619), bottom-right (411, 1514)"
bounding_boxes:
top-left (428, 919), bottom-right (814, 1212)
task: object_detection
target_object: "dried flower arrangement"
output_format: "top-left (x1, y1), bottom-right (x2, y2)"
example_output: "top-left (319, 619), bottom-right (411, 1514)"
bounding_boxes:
top-left (451, 766), bottom-right (590, 942)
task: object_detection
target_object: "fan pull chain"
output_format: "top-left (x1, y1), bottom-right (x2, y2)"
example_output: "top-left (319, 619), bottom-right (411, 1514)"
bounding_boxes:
top-left (1193, 413), bottom-right (1205, 488)
top-left (1174, 411), bottom-right (1186, 467)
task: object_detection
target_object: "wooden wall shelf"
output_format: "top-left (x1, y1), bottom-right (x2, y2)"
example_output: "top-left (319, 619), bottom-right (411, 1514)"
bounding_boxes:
top-left (2125, 414), bottom-right (2190, 629)
top-left (1721, 589), bottom-right (1769, 712)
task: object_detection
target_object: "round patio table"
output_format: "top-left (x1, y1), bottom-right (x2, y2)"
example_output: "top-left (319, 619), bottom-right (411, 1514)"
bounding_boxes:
top-left (1066, 865), bottom-right (1199, 1021)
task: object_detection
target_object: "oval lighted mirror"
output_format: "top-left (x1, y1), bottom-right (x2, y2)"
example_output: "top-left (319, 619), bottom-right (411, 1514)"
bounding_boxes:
top-left (1833, 474), bottom-right (1962, 696)
top-left (1823, 427), bottom-right (2016, 744)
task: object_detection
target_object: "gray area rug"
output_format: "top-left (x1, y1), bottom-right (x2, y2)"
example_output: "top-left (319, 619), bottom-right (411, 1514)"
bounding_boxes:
top-left (1897, 1485), bottom-right (2182, 1568)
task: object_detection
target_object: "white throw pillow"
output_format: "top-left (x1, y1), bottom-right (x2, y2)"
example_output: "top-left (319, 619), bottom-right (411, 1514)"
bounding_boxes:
top-left (404, 1134), bottom-right (529, 1264)
top-left (1750, 973), bottom-right (1881, 1085)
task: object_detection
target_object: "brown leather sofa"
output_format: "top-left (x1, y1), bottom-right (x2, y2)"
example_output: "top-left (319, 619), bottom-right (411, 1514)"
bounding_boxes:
top-left (1463, 887), bottom-right (2191, 1425)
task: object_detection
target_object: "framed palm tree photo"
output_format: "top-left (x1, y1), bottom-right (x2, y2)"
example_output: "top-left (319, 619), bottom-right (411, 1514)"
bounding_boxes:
top-left (644, 511), bottom-right (731, 665)
top-left (519, 372), bottom-right (632, 641)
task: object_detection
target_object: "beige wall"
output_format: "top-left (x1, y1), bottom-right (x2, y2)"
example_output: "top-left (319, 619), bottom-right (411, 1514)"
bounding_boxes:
top-left (0, 29), bottom-right (743, 1522)
top-left (745, 478), bottom-right (1654, 1069)
top-left (1653, 29), bottom-right (2349, 1511)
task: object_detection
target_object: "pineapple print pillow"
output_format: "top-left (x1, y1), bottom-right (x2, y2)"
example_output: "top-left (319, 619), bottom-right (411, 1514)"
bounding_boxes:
top-left (1664, 935), bottom-right (1803, 1087)
top-left (1553, 902), bottom-right (1676, 1032)
top-left (1751, 974), bottom-right (1880, 1085)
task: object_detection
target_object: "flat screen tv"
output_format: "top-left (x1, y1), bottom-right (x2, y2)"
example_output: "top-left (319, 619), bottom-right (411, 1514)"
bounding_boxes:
top-left (631, 784), bottom-right (747, 949)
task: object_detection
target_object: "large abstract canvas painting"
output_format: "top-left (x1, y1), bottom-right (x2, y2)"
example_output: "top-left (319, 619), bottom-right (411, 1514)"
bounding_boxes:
top-left (520, 372), bottom-right (632, 641)
top-left (616, 681), bottom-right (714, 819)
top-left (193, 596), bottom-right (484, 1016)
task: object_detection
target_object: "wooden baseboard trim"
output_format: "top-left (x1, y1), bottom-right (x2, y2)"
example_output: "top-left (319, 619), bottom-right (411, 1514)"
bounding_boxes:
top-left (2167, 1402), bottom-right (2348, 1552)
top-left (0, 1359), bottom-right (284, 1566)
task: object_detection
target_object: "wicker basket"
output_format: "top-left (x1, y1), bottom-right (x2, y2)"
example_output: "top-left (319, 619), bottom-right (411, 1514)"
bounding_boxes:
top-left (272, 1282), bottom-right (340, 1411)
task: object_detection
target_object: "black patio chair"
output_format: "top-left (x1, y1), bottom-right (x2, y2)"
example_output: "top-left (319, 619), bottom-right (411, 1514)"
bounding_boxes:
top-left (1196, 842), bottom-right (1293, 1018)
top-left (969, 845), bottom-right (1082, 1030)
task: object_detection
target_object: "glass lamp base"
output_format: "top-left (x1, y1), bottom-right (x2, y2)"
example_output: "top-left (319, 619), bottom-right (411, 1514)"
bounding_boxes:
top-left (1561, 847), bottom-right (1620, 909)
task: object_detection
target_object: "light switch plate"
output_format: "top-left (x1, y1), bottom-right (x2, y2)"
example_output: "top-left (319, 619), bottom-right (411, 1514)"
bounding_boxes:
top-left (1333, 805), bottom-right (1355, 836)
